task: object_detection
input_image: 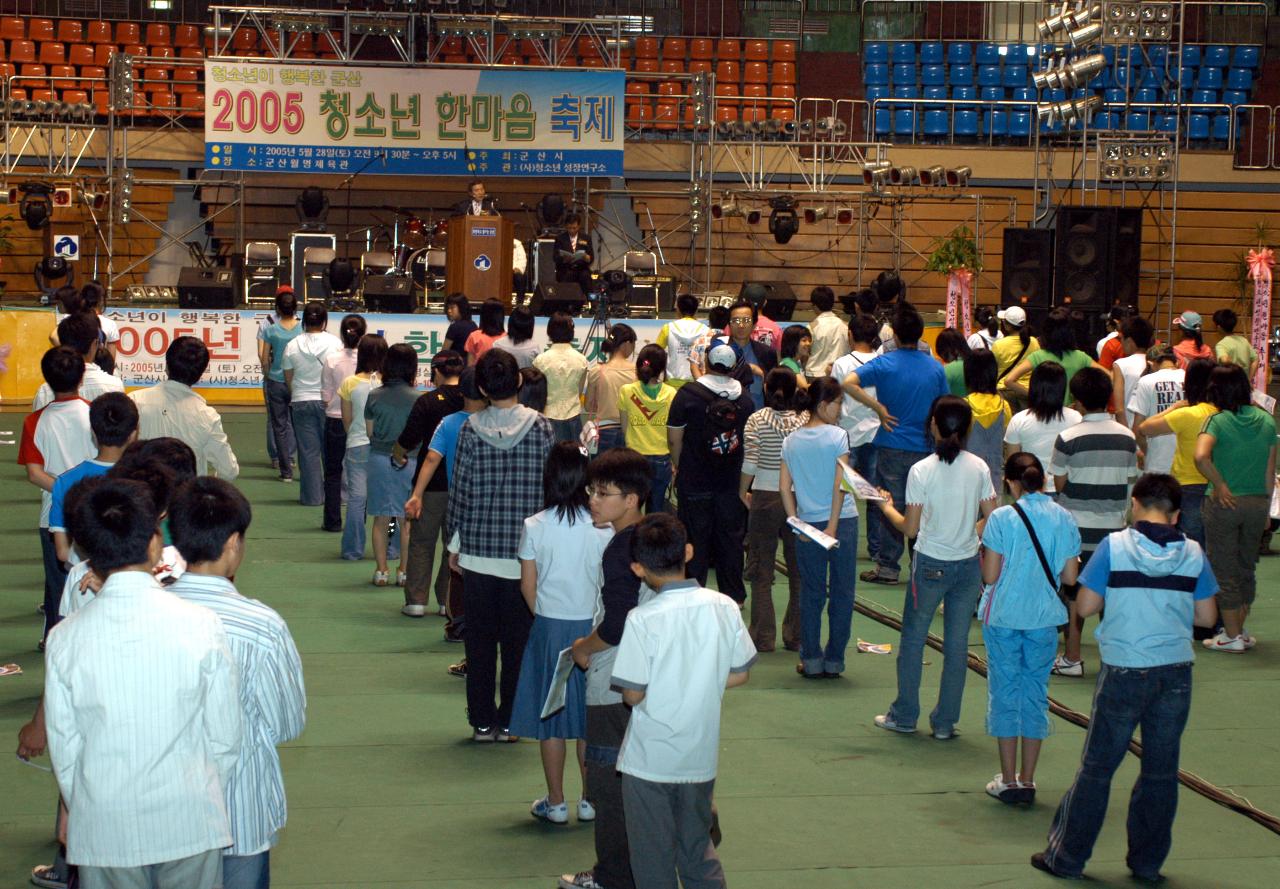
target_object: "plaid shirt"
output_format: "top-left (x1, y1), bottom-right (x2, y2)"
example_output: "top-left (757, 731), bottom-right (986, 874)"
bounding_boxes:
top-left (448, 413), bottom-right (555, 565)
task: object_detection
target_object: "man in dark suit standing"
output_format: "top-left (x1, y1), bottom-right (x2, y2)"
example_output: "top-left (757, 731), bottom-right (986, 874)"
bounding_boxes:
top-left (452, 180), bottom-right (498, 217)
top-left (553, 214), bottom-right (594, 295)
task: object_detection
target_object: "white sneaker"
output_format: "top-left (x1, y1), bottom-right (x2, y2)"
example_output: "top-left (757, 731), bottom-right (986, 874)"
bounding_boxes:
top-left (577, 798), bottom-right (596, 822)
top-left (986, 773), bottom-right (1020, 802)
top-left (400, 603), bottom-right (426, 618)
top-left (1051, 655), bottom-right (1084, 677)
top-left (874, 714), bottom-right (916, 734)
top-left (1202, 632), bottom-right (1246, 653)
top-left (1241, 631), bottom-right (1257, 650)
top-left (396, 571), bottom-right (408, 587)
top-left (531, 796), bottom-right (569, 824)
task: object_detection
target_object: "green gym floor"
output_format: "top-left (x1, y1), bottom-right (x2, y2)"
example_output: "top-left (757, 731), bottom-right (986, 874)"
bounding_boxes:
top-left (2, 412), bottom-right (1278, 888)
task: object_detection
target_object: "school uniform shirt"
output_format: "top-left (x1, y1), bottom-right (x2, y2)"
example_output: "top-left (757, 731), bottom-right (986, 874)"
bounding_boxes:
top-left (1079, 524), bottom-right (1217, 668)
top-left (32, 361), bottom-right (125, 411)
top-left (1049, 413), bottom-right (1139, 552)
top-left (17, 396), bottom-right (95, 528)
top-left (320, 347), bottom-right (358, 419)
top-left (1203, 406), bottom-right (1277, 496)
top-left (169, 573), bottom-right (307, 857)
top-left (617, 381), bottom-right (676, 455)
top-left (657, 317), bottom-right (709, 382)
top-left (518, 506), bottom-right (614, 620)
top-left (1027, 349), bottom-right (1095, 404)
top-left (130, 380), bottom-right (240, 480)
top-left (59, 545), bottom-right (186, 618)
top-left (490, 336), bottom-right (542, 369)
top-left (979, 493), bottom-right (1079, 630)
top-left (805, 311), bottom-right (848, 377)
top-left (830, 350), bottom-right (880, 448)
top-left (1003, 408), bottom-right (1082, 490)
top-left (782, 424), bottom-right (858, 522)
top-left (906, 451), bottom-right (997, 561)
top-left (611, 579), bottom-right (757, 784)
top-left (851, 348), bottom-right (949, 453)
top-left (1126, 367), bottom-right (1184, 473)
top-left (282, 330), bottom-right (344, 402)
top-left (742, 408), bottom-right (806, 492)
top-left (1112, 352), bottom-right (1148, 426)
top-left (48, 459), bottom-right (114, 535)
top-left (533, 343), bottom-right (590, 421)
top-left (1163, 402), bottom-right (1219, 486)
top-left (338, 373), bottom-right (379, 449)
top-left (44, 570), bottom-right (242, 868)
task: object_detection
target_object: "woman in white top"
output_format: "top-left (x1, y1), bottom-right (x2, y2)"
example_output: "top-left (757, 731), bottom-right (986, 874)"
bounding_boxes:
top-left (1003, 362), bottom-right (1081, 492)
top-left (874, 395), bottom-right (998, 739)
top-left (780, 377), bottom-right (858, 679)
top-left (740, 368), bottom-right (807, 652)
top-left (338, 334), bottom-right (387, 561)
top-left (967, 306), bottom-right (1004, 351)
top-left (282, 302), bottom-right (344, 507)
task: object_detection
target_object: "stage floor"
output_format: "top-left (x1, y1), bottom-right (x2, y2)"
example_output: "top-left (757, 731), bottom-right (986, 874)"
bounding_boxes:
top-left (2, 412), bottom-right (1278, 887)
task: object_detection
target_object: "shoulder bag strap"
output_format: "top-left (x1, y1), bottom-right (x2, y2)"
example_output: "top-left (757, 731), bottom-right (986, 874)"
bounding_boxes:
top-left (1011, 501), bottom-right (1059, 595)
top-left (997, 340), bottom-right (1031, 381)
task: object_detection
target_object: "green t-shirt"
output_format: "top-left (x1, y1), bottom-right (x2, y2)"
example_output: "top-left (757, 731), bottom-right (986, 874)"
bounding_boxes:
top-left (1215, 334), bottom-right (1257, 372)
top-left (944, 359), bottom-right (967, 397)
top-left (1028, 349), bottom-right (1094, 404)
top-left (780, 357), bottom-right (804, 375)
top-left (1204, 405), bottom-right (1276, 496)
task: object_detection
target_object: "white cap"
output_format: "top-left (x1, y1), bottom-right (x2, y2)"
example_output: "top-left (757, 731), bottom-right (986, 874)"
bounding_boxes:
top-left (707, 341), bottom-right (738, 373)
top-left (997, 305), bottom-right (1027, 327)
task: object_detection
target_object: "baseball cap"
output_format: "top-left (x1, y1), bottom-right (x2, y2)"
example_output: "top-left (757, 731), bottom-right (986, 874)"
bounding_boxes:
top-left (276, 284), bottom-right (294, 295)
top-left (431, 349), bottom-right (463, 371)
top-left (458, 367), bottom-right (483, 400)
top-left (1177, 310), bottom-right (1203, 331)
top-left (707, 338), bottom-right (740, 374)
top-left (996, 305), bottom-right (1026, 327)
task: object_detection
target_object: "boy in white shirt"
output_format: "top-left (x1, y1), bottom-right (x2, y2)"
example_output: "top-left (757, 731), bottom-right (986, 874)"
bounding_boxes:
top-left (610, 514), bottom-right (756, 889)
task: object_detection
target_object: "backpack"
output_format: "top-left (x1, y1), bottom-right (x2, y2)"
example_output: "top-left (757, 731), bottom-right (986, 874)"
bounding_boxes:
top-left (690, 382), bottom-right (744, 461)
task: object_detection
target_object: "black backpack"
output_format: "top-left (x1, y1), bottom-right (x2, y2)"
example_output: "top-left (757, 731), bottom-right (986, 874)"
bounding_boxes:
top-left (690, 383), bottom-right (744, 461)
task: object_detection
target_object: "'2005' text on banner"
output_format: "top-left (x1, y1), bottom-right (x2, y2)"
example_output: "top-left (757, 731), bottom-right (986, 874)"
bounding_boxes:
top-left (203, 62), bottom-right (625, 177)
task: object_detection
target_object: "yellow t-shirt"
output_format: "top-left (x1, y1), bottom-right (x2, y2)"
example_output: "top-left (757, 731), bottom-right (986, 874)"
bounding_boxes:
top-left (617, 381), bottom-right (676, 455)
top-left (993, 334), bottom-right (1040, 380)
top-left (1164, 402), bottom-right (1219, 485)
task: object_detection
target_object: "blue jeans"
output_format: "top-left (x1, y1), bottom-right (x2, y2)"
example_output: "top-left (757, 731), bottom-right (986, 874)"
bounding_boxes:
top-left (794, 516), bottom-right (858, 675)
top-left (849, 442), bottom-right (880, 561)
top-left (341, 445), bottom-right (369, 560)
top-left (1042, 662), bottom-right (1192, 879)
top-left (550, 415), bottom-right (582, 444)
top-left (596, 424), bottom-right (622, 454)
top-left (263, 381), bottom-right (277, 461)
top-left (291, 400), bottom-right (327, 506)
top-left (645, 454), bottom-right (672, 513)
top-left (872, 447), bottom-right (929, 576)
top-left (888, 551), bottom-right (982, 733)
top-left (223, 851), bottom-right (270, 889)
top-left (1177, 483), bottom-right (1206, 549)
top-left (264, 378), bottom-right (295, 478)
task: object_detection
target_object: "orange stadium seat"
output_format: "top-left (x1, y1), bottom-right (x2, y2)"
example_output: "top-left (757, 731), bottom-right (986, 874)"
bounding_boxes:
top-left (439, 36), bottom-right (464, 55)
top-left (661, 59), bottom-right (684, 75)
top-left (0, 17), bottom-right (25, 41)
top-left (772, 105), bottom-right (796, 123)
top-left (150, 46), bottom-right (175, 59)
top-left (28, 19), bottom-right (54, 43)
top-left (39, 42), bottom-right (66, 66)
top-left (179, 47), bottom-right (204, 60)
top-left (632, 57), bottom-right (659, 73)
top-left (743, 83), bottom-right (767, 99)
top-left (718, 39), bottom-right (742, 61)
top-left (174, 24), bottom-right (201, 48)
top-left (744, 61), bottom-right (768, 84)
top-left (0, 62), bottom-right (14, 82)
top-left (144, 66), bottom-right (171, 90)
top-left (716, 60), bottom-right (740, 85)
top-left (57, 20), bottom-right (83, 44)
top-left (715, 104), bottom-right (738, 124)
top-left (745, 40), bottom-right (769, 61)
top-left (742, 103), bottom-right (766, 124)
top-left (654, 98), bottom-right (679, 130)
top-left (94, 44), bottom-right (115, 67)
top-left (9, 40), bottom-right (36, 64)
top-left (172, 67), bottom-right (199, 92)
top-left (61, 88), bottom-right (88, 105)
top-left (663, 38), bottom-right (686, 61)
top-left (51, 65), bottom-right (76, 90)
top-left (580, 57), bottom-right (605, 69)
top-left (31, 88), bottom-right (54, 103)
top-left (79, 66), bottom-right (106, 90)
top-left (180, 91), bottom-right (204, 116)
top-left (714, 82), bottom-right (739, 107)
top-left (116, 23), bottom-right (141, 45)
top-left (627, 100), bottom-right (653, 127)
top-left (87, 21), bottom-right (113, 44)
top-left (123, 44), bottom-right (147, 58)
top-left (689, 38), bottom-right (713, 61)
top-left (149, 90), bottom-right (177, 113)
top-left (69, 43), bottom-right (94, 66)
top-left (689, 59), bottom-right (713, 76)
top-left (145, 23), bottom-right (170, 47)
top-left (577, 36), bottom-right (600, 58)
top-left (774, 40), bottom-right (797, 62)
top-left (19, 63), bottom-right (48, 86)
top-left (774, 61), bottom-right (796, 84)
top-left (232, 28), bottom-right (257, 54)
top-left (634, 36), bottom-right (658, 59)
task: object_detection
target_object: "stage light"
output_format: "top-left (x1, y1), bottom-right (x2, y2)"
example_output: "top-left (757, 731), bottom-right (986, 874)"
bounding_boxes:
top-left (79, 184), bottom-right (107, 210)
top-left (767, 196), bottom-right (799, 245)
top-left (945, 166), bottom-right (972, 187)
top-left (602, 268), bottom-right (631, 308)
top-left (18, 182), bottom-right (54, 230)
top-left (746, 209), bottom-right (762, 225)
top-left (781, 120), bottom-right (797, 138)
top-left (536, 193), bottom-right (566, 229)
top-left (862, 161), bottom-right (892, 187)
top-left (836, 208), bottom-right (854, 225)
top-left (889, 165), bottom-right (918, 186)
top-left (918, 165), bottom-right (946, 186)
top-left (296, 187), bottom-right (330, 230)
top-left (715, 119), bottom-right (735, 140)
top-left (815, 116), bottom-right (847, 139)
top-left (690, 72), bottom-right (710, 128)
top-left (327, 257), bottom-right (357, 294)
top-left (1098, 138), bottom-right (1173, 181)
top-left (711, 196), bottom-right (742, 219)
top-left (35, 254), bottom-right (74, 296)
top-left (803, 206), bottom-right (828, 224)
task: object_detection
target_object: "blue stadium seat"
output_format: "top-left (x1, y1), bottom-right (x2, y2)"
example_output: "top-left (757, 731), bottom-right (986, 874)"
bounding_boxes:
top-left (952, 85), bottom-right (977, 109)
top-left (923, 85), bottom-right (947, 109)
top-left (921, 65), bottom-right (946, 86)
top-left (893, 84), bottom-right (919, 99)
top-left (1126, 46), bottom-right (1146, 68)
top-left (1227, 68), bottom-right (1253, 91)
top-left (1203, 45), bottom-right (1230, 68)
top-left (1113, 66), bottom-right (1136, 88)
top-left (864, 42), bottom-right (889, 65)
top-left (977, 65), bottom-right (1002, 88)
top-left (1134, 88), bottom-right (1159, 107)
top-left (1047, 88), bottom-right (1067, 103)
top-left (1139, 68), bottom-right (1163, 89)
top-left (873, 107), bottom-right (892, 138)
top-left (954, 109), bottom-right (979, 141)
top-left (1176, 66), bottom-right (1195, 90)
top-left (1182, 45), bottom-right (1201, 68)
top-left (1211, 112), bottom-right (1234, 145)
top-left (864, 64), bottom-right (889, 86)
top-left (1187, 113), bottom-right (1210, 142)
top-left (984, 109), bottom-right (1009, 140)
top-left (865, 85), bottom-right (890, 104)
top-left (922, 109), bottom-right (950, 141)
top-left (1223, 89), bottom-right (1248, 107)
top-left (891, 42), bottom-right (916, 65)
top-left (1011, 86), bottom-right (1035, 106)
top-left (892, 63), bottom-right (917, 85)
top-left (949, 64), bottom-right (974, 87)
top-left (1155, 114), bottom-right (1177, 135)
top-left (947, 43), bottom-right (973, 66)
top-left (1008, 110), bottom-right (1032, 141)
top-left (1102, 45), bottom-right (1117, 65)
top-left (1197, 67), bottom-right (1223, 90)
top-left (1191, 88), bottom-right (1218, 106)
top-left (980, 85), bottom-right (1004, 103)
top-left (920, 42), bottom-right (944, 65)
top-left (1125, 110), bottom-right (1151, 131)
top-left (1233, 45), bottom-right (1260, 69)
top-left (1104, 88), bottom-right (1125, 105)
top-left (1004, 44), bottom-right (1031, 66)
top-left (1148, 46), bottom-right (1168, 69)
top-left (1087, 68), bottom-right (1113, 90)
top-left (892, 107), bottom-right (917, 139)
top-left (976, 43), bottom-right (1001, 66)
top-left (1094, 111), bottom-right (1119, 130)
top-left (1002, 65), bottom-right (1028, 88)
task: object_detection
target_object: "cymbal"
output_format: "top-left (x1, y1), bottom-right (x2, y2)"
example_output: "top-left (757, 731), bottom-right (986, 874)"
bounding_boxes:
top-left (380, 205), bottom-right (419, 218)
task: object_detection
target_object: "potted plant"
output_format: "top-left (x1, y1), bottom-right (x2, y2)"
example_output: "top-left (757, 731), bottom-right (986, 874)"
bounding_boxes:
top-left (925, 225), bottom-right (982, 334)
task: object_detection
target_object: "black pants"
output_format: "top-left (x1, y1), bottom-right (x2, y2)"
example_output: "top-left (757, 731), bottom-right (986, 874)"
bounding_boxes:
top-left (461, 570), bottom-right (532, 730)
top-left (586, 703), bottom-right (635, 889)
top-left (557, 265), bottom-right (594, 296)
top-left (679, 488), bottom-right (747, 603)
top-left (322, 416), bottom-right (346, 531)
top-left (40, 528), bottom-right (67, 640)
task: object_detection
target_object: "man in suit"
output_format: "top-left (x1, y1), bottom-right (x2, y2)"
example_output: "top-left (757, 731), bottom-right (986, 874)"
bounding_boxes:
top-left (452, 180), bottom-right (498, 217)
top-left (726, 299), bottom-right (777, 410)
top-left (553, 214), bottom-right (594, 296)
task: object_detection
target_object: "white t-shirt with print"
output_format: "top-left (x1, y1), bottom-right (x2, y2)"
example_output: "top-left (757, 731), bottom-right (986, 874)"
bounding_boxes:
top-left (905, 450), bottom-right (997, 560)
top-left (1127, 367), bottom-right (1185, 474)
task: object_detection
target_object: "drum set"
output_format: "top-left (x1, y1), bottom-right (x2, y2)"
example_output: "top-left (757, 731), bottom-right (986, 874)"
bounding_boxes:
top-left (385, 206), bottom-right (449, 294)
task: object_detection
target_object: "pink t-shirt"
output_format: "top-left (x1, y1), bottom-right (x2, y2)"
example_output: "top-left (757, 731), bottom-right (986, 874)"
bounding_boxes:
top-left (464, 329), bottom-right (504, 362)
top-left (722, 314), bottom-right (782, 350)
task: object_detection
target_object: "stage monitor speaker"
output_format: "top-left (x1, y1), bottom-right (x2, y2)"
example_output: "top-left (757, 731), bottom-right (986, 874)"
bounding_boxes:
top-left (1000, 227), bottom-right (1055, 309)
top-left (362, 274), bottom-right (416, 313)
top-left (177, 267), bottom-right (237, 309)
top-left (529, 281), bottom-right (585, 316)
top-left (1054, 207), bottom-right (1115, 309)
top-left (1111, 207), bottom-right (1143, 308)
top-left (739, 281), bottom-right (797, 321)
top-left (629, 277), bottom-right (676, 314)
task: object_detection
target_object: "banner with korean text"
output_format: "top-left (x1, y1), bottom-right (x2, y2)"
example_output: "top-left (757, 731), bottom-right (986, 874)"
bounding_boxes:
top-left (203, 61), bottom-right (624, 177)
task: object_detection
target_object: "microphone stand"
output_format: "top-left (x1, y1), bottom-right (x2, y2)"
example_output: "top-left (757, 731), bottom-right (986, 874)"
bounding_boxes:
top-left (340, 151), bottom-right (386, 260)
top-left (643, 203), bottom-right (666, 266)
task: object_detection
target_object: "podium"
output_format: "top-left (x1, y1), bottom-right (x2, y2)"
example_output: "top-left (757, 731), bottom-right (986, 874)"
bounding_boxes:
top-left (447, 215), bottom-right (514, 309)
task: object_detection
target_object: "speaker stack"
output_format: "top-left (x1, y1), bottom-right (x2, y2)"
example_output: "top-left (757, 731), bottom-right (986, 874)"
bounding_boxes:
top-left (528, 281), bottom-right (586, 316)
top-left (739, 281), bottom-right (798, 321)
top-left (177, 267), bottom-right (237, 309)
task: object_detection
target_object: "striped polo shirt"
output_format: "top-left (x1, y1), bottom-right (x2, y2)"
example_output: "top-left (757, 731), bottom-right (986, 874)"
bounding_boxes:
top-left (1048, 412), bottom-right (1139, 552)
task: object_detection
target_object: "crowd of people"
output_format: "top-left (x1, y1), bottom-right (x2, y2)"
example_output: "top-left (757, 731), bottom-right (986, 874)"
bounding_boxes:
top-left (13, 280), bottom-right (1277, 888)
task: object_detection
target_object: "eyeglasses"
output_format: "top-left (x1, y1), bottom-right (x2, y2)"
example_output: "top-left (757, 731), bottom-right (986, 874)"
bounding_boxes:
top-left (729, 318), bottom-right (754, 326)
top-left (586, 486), bottom-right (624, 499)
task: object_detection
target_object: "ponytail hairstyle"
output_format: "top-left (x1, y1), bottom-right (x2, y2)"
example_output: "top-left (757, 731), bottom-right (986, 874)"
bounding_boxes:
top-left (795, 376), bottom-right (843, 420)
top-left (763, 366), bottom-right (799, 412)
top-left (339, 313), bottom-right (367, 349)
top-left (600, 323), bottom-right (637, 359)
top-left (542, 441), bottom-right (590, 524)
top-left (635, 343), bottom-right (667, 385)
top-left (976, 305), bottom-right (999, 337)
top-left (1003, 451), bottom-right (1046, 496)
top-left (1212, 307), bottom-right (1239, 334)
top-left (929, 394), bottom-right (973, 464)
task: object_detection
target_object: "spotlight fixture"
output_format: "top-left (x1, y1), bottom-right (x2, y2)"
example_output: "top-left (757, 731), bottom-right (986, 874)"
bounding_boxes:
top-left (326, 257), bottom-right (357, 294)
top-left (715, 119), bottom-right (735, 140)
top-left (803, 206), bottom-right (828, 224)
top-left (815, 116), bottom-right (848, 139)
top-left (18, 182), bottom-right (54, 230)
top-left (918, 165), bottom-right (946, 186)
top-left (117, 169), bottom-right (133, 224)
top-left (711, 196), bottom-right (742, 219)
top-left (945, 166), bottom-right (972, 187)
top-left (862, 161), bottom-right (892, 187)
top-left (1104, 2), bottom-right (1173, 40)
top-left (1033, 53), bottom-right (1106, 91)
top-left (109, 52), bottom-right (134, 110)
top-left (35, 254), bottom-right (74, 295)
top-left (745, 209), bottom-right (762, 225)
top-left (78, 183), bottom-right (107, 210)
top-left (1036, 95), bottom-right (1101, 127)
top-left (767, 196), bottom-right (799, 245)
top-left (690, 182), bottom-right (705, 235)
top-left (536, 193), bottom-right (566, 230)
top-left (602, 268), bottom-right (631, 310)
top-left (1099, 138), bottom-right (1173, 180)
top-left (836, 207), bottom-right (854, 225)
top-left (690, 72), bottom-right (710, 128)
top-left (889, 165), bottom-right (918, 186)
top-left (296, 186), bottom-right (330, 230)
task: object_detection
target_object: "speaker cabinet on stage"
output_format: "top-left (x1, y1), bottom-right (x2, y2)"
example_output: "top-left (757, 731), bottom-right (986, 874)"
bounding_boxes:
top-left (1112, 208), bottom-right (1143, 308)
top-left (529, 281), bottom-right (585, 316)
top-left (177, 267), bottom-right (237, 309)
top-left (1001, 227), bottom-right (1055, 310)
top-left (739, 281), bottom-right (797, 321)
top-left (362, 274), bottom-right (415, 313)
top-left (1055, 207), bottom-right (1116, 310)
top-left (629, 276), bottom-right (676, 315)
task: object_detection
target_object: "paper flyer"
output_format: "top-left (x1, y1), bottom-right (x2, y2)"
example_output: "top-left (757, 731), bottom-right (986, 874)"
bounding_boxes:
top-left (787, 517), bottom-right (839, 549)
top-left (540, 646), bottom-right (577, 719)
top-left (839, 464), bottom-right (887, 501)
top-left (857, 639), bottom-right (893, 655)
top-left (0, 664), bottom-right (22, 677)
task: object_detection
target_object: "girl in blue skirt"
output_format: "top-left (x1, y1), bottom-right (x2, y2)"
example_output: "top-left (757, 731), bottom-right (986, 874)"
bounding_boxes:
top-left (510, 442), bottom-right (615, 824)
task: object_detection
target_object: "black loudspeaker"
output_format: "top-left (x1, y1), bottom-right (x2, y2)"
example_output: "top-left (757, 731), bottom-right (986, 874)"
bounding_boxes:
top-left (1111, 208), bottom-right (1143, 308)
top-left (362, 274), bottom-right (415, 313)
top-left (739, 281), bottom-right (797, 321)
top-left (1054, 207), bottom-right (1115, 309)
top-left (529, 281), bottom-right (585, 316)
top-left (177, 267), bottom-right (237, 309)
top-left (1001, 227), bottom-right (1055, 309)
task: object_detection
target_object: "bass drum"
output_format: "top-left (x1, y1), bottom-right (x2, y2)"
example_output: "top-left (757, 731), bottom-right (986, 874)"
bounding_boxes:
top-left (408, 248), bottom-right (448, 290)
